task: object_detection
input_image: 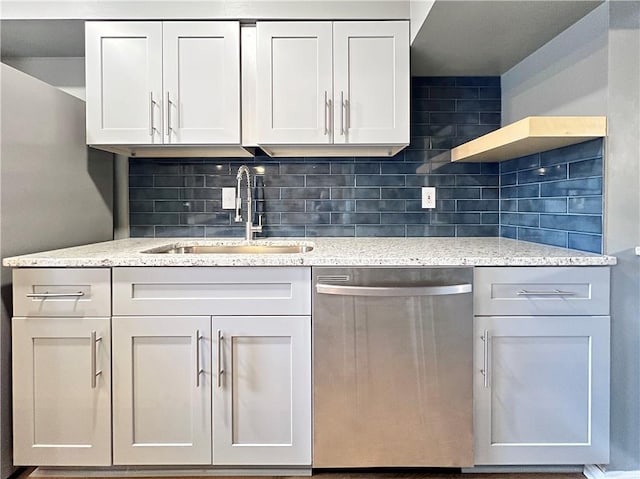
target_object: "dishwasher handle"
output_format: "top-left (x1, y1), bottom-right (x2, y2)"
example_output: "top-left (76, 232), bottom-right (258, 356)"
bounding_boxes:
top-left (316, 283), bottom-right (472, 297)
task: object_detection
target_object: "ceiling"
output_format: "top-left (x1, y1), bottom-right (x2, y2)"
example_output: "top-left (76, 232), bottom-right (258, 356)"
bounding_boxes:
top-left (1, 1), bottom-right (605, 76)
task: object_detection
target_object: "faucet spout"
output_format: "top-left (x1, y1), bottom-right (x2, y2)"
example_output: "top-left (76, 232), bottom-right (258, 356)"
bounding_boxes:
top-left (234, 165), bottom-right (263, 240)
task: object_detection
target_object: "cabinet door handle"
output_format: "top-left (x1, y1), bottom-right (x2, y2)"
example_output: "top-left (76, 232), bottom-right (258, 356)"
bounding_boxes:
top-left (323, 91), bottom-right (328, 135)
top-left (480, 329), bottom-right (489, 389)
top-left (149, 91), bottom-right (155, 137)
top-left (340, 91), bottom-right (345, 135)
top-left (217, 329), bottom-right (224, 388)
top-left (165, 91), bottom-right (172, 142)
top-left (516, 289), bottom-right (577, 296)
top-left (345, 97), bottom-right (350, 131)
top-left (90, 330), bottom-right (102, 389)
top-left (195, 329), bottom-right (203, 387)
top-left (26, 292), bottom-right (84, 298)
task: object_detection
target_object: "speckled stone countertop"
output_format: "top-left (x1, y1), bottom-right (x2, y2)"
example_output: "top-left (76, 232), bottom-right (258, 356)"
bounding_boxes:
top-left (2, 237), bottom-right (616, 267)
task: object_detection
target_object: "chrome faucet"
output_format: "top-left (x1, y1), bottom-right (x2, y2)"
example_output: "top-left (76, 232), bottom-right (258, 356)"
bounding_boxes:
top-left (234, 165), bottom-right (263, 241)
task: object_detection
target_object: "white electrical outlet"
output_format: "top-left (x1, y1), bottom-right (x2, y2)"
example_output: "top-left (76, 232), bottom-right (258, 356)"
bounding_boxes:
top-left (422, 187), bottom-right (436, 209)
top-left (222, 188), bottom-right (236, 209)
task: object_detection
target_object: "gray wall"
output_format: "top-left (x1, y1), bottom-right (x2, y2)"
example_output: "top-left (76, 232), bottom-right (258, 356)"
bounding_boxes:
top-left (0, 63), bottom-right (114, 478)
top-left (501, 3), bottom-right (608, 124)
top-left (501, 2), bottom-right (640, 472)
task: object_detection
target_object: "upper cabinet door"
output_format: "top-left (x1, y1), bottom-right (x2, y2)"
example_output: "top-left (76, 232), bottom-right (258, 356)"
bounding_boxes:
top-left (257, 22), bottom-right (333, 144)
top-left (85, 22), bottom-right (163, 145)
top-left (333, 21), bottom-right (409, 145)
top-left (163, 22), bottom-right (241, 144)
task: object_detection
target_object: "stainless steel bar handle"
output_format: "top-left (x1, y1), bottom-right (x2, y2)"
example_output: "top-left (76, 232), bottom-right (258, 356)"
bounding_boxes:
top-left (323, 91), bottom-right (328, 135)
top-left (316, 283), bottom-right (472, 297)
top-left (516, 289), bottom-right (577, 296)
top-left (481, 330), bottom-right (489, 388)
top-left (340, 91), bottom-right (345, 135)
top-left (195, 330), bottom-right (203, 387)
top-left (90, 331), bottom-right (102, 389)
top-left (345, 97), bottom-right (350, 130)
top-left (165, 91), bottom-right (172, 143)
top-left (26, 292), bottom-right (85, 298)
top-left (149, 91), bottom-right (155, 137)
top-left (217, 329), bottom-right (224, 388)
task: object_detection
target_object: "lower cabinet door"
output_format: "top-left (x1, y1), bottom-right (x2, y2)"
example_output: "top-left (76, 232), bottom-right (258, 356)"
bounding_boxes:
top-left (212, 315), bottom-right (311, 465)
top-left (112, 316), bottom-right (212, 465)
top-left (474, 315), bottom-right (610, 465)
top-left (12, 316), bottom-right (111, 466)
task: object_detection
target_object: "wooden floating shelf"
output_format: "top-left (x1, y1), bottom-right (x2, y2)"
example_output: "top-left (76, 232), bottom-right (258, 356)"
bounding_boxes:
top-left (450, 116), bottom-right (607, 163)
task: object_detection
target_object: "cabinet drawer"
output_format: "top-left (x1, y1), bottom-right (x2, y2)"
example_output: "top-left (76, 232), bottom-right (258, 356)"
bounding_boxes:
top-left (13, 268), bottom-right (111, 317)
top-left (113, 267), bottom-right (311, 316)
top-left (474, 267), bottom-right (610, 316)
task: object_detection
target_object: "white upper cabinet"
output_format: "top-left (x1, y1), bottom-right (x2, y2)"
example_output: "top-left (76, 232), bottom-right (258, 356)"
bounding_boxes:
top-left (256, 21), bottom-right (409, 156)
top-left (86, 21), bottom-right (240, 146)
top-left (333, 22), bottom-right (409, 145)
top-left (86, 22), bottom-right (163, 145)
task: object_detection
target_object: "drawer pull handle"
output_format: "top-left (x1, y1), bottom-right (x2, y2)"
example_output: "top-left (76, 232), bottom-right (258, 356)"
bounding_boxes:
top-left (480, 330), bottom-right (489, 389)
top-left (217, 329), bottom-right (224, 388)
top-left (195, 330), bottom-right (203, 388)
top-left (90, 331), bottom-right (102, 389)
top-left (516, 289), bottom-right (577, 297)
top-left (26, 292), bottom-right (85, 298)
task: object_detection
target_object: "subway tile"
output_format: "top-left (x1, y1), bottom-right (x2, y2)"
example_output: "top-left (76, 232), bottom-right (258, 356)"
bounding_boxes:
top-left (204, 176), bottom-right (236, 187)
top-left (540, 177), bottom-right (602, 197)
top-left (262, 200), bottom-right (305, 212)
top-left (205, 200), bottom-right (223, 212)
top-left (500, 153), bottom-right (540, 173)
top-left (306, 225), bottom-right (356, 237)
top-left (131, 188), bottom-right (180, 200)
top-left (404, 149), bottom-right (450, 162)
top-left (456, 175), bottom-right (499, 187)
top-left (432, 162), bottom-right (482, 175)
top-left (568, 197), bottom-right (602, 214)
top-left (540, 139), bottom-right (603, 166)
top-left (306, 200), bottom-right (356, 212)
top-left (517, 164), bottom-right (567, 184)
top-left (501, 199), bottom-right (517, 212)
top-left (480, 113), bottom-right (501, 125)
top-left (482, 213), bottom-right (500, 224)
top-left (155, 200), bottom-right (205, 212)
top-left (408, 136), bottom-right (430, 149)
top-left (281, 187), bottom-right (330, 199)
top-left (429, 87), bottom-right (479, 99)
top-left (130, 160), bottom-right (182, 176)
top-left (482, 188), bottom-right (500, 199)
top-left (411, 86), bottom-right (430, 99)
top-left (406, 175), bottom-right (456, 187)
top-left (381, 187), bottom-right (421, 200)
top-left (263, 187), bottom-right (282, 200)
top-left (205, 226), bottom-right (244, 238)
top-left (435, 187), bottom-right (481, 200)
top-left (517, 228), bottom-right (568, 248)
top-left (432, 213), bottom-right (481, 225)
top-left (281, 212), bottom-right (330, 224)
top-left (456, 199), bottom-right (500, 211)
top-left (356, 175), bottom-right (405, 187)
top-left (501, 172), bottom-right (517, 186)
top-left (433, 199), bottom-right (456, 211)
top-left (188, 163), bottom-right (235, 175)
top-left (179, 188), bottom-right (220, 200)
top-left (412, 77), bottom-right (457, 86)
top-left (129, 200), bottom-right (154, 213)
top-left (430, 112), bottom-right (479, 125)
top-left (478, 87), bottom-right (501, 99)
top-left (539, 214), bottom-right (602, 234)
top-left (481, 163), bottom-right (500, 175)
top-left (500, 212), bottom-right (540, 227)
top-left (306, 175), bottom-right (355, 187)
top-left (330, 163), bottom-right (380, 174)
top-left (331, 212), bottom-right (380, 224)
top-left (356, 200), bottom-right (405, 212)
top-left (457, 125), bottom-right (500, 137)
top-left (130, 226), bottom-right (155, 237)
top-left (407, 225), bottom-right (456, 237)
top-left (517, 198), bottom-right (567, 213)
top-left (259, 225), bottom-right (306, 237)
top-left (412, 111), bottom-right (430, 123)
top-left (568, 233), bottom-right (602, 254)
top-left (456, 100), bottom-right (501, 112)
top-left (381, 162), bottom-right (425, 174)
top-left (456, 225), bottom-right (499, 237)
top-left (501, 184), bottom-right (540, 199)
top-left (129, 176), bottom-right (154, 187)
top-left (500, 225), bottom-right (518, 239)
top-left (263, 175), bottom-right (305, 187)
top-left (331, 187), bottom-right (380, 199)
top-left (429, 137), bottom-right (455, 149)
top-left (569, 157), bottom-right (603, 179)
top-left (456, 77), bottom-right (500, 87)
top-left (180, 212), bottom-right (230, 225)
top-left (280, 163), bottom-right (330, 175)
top-left (381, 212), bottom-right (431, 224)
top-left (356, 225), bottom-right (406, 237)
top-left (130, 213), bottom-right (179, 225)
top-left (155, 226), bottom-right (205, 237)
top-left (411, 99), bottom-right (456, 112)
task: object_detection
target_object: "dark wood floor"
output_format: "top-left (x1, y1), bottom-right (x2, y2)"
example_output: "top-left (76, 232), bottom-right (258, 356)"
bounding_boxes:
top-left (15, 468), bottom-right (586, 479)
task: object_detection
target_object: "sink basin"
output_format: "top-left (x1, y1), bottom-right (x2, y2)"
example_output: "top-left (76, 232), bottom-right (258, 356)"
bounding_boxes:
top-left (142, 243), bottom-right (314, 254)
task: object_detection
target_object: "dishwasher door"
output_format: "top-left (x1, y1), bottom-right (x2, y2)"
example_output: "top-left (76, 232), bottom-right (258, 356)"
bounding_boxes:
top-left (312, 267), bottom-right (473, 468)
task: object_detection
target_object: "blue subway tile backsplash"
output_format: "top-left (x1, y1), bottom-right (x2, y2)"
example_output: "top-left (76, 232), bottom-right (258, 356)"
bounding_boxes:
top-left (128, 77), bottom-right (604, 254)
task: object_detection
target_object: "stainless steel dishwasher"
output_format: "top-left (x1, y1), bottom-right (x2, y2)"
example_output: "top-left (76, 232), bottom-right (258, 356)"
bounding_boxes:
top-left (313, 267), bottom-right (473, 468)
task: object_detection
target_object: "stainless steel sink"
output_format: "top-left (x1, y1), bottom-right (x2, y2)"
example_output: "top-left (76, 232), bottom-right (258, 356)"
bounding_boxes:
top-left (142, 243), bottom-right (314, 254)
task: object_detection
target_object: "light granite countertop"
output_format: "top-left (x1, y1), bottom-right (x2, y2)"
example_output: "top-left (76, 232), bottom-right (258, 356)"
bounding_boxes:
top-left (2, 237), bottom-right (616, 267)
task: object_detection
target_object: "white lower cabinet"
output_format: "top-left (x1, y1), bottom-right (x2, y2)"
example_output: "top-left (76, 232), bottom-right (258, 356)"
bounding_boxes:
top-left (213, 315), bottom-right (311, 465)
top-left (12, 316), bottom-right (112, 466)
top-left (112, 316), bottom-right (212, 465)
